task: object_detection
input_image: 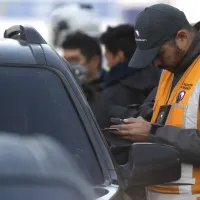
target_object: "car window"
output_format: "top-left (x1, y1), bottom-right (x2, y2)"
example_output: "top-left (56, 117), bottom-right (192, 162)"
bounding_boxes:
top-left (0, 67), bottom-right (104, 185)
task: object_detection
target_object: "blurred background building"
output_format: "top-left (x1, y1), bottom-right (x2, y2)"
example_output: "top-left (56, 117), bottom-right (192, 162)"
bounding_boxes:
top-left (0, 0), bottom-right (198, 45)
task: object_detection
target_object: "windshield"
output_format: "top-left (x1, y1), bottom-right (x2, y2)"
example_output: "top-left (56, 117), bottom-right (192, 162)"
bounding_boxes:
top-left (0, 67), bottom-right (104, 185)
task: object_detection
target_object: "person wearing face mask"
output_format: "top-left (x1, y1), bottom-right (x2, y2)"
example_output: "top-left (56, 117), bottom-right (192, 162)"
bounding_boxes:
top-left (61, 31), bottom-right (104, 107)
top-left (107, 4), bottom-right (200, 200)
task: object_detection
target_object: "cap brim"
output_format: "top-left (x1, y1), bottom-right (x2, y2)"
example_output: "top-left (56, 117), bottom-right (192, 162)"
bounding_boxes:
top-left (129, 46), bottom-right (160, 68)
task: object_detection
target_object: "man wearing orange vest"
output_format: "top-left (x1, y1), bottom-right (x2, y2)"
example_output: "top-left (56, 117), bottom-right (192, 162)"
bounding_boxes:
top-left (109, 3), bottom-right (200, 200)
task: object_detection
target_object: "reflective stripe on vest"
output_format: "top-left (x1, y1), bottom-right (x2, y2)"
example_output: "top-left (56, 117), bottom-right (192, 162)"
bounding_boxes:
top-left (149, 56), bottom-right (200, 195)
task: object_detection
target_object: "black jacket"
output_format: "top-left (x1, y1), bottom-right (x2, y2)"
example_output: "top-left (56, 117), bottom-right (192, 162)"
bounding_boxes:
top-left (149, 31), bottom-right (200, 165)
top-left (93, 60), bottom-right (161, 128)
top-left (106, 86), bottom-right (158, 122)
top-left (82, 69), bottom-right (108, 108)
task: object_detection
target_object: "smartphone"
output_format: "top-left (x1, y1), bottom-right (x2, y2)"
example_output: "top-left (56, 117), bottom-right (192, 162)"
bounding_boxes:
top-left (101, 127), bottom-right (119, 132)
top-left (110, 118), bottom-right (124, 125)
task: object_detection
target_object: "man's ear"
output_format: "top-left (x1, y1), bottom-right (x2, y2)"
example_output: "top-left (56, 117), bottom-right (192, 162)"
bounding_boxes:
top-left (176, 30), bottom-right (188, 41)
top-left (175, 29), bottom-right (190, 49)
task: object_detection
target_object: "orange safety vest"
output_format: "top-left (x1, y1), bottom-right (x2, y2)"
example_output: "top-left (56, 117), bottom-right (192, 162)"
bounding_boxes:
top-left (148, 56), bottom-right (200, 196)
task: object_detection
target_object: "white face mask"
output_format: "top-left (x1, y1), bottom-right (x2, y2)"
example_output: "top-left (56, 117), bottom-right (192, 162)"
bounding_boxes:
top-left (70, 64), bottom-right (88, 84)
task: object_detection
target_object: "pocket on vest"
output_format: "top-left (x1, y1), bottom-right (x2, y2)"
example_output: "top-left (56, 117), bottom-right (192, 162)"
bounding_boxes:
top-left (166, 104), bottom-right (185, 128)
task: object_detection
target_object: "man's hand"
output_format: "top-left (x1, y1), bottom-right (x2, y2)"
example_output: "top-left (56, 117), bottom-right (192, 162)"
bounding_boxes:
top-left (109, 117), bottom-right (152, 142)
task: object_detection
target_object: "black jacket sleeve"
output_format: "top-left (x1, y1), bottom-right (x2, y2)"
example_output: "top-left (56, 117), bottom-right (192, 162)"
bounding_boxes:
top-left (148, 124), bottom-right (200, 165)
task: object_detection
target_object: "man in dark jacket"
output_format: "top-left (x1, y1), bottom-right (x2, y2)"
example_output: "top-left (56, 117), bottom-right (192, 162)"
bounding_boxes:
top-left (61, 32), bottom-right (104, 106)
top-left (109, 4), bottom-right (200, 200)
top-left (93, 24), bottom-right (161, 129)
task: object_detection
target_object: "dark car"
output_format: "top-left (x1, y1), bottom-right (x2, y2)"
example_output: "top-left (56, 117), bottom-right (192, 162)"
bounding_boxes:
top-left (0, 25), bottom-right (118, 200)
top-left (0, 25), bottom-right (182, 200)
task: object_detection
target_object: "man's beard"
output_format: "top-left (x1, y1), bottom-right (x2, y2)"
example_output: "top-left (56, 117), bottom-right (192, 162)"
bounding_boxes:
top-left (157, 45), bottom-right (186, 73)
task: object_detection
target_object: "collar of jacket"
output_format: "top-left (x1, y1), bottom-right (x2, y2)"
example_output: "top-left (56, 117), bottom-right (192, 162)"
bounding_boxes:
top-left (173, 30), bottom-right (200, 75)
top-left (102, 59), bottom-right (138, 88)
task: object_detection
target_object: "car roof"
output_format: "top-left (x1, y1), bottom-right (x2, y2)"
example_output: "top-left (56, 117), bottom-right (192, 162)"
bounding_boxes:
top-left (0, 39), bottom-right (38, 64)
top-left (0, 25), bottom-right (66, 68)
top-left (0, 37), bottom-right (65, 66)
top-left (0, 36), bottom-right (73, 80)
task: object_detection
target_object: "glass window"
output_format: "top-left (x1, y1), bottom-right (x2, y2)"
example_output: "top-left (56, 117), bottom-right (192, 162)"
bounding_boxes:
top-left (0, 67), bottom-right (103, 185)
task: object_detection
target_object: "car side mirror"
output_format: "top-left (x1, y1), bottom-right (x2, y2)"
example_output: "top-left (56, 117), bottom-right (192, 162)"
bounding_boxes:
top-left (117, 143), bottom-right (181, 189)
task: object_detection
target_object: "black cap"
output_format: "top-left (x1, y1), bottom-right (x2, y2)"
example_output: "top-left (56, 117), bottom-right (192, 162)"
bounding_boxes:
top-left (129, 4), bottom-right (187, 68)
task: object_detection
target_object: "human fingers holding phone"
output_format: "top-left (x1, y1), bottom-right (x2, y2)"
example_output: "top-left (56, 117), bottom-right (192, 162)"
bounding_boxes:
top-left (109, 117), bottom-right (151, 142)
top-left (100, 118), bottom-right (124, 132)
top-left (101, 118), bottom-right (132, 147)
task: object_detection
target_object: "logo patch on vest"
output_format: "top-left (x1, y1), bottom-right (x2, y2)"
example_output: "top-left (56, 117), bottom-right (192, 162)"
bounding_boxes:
top-left (176, 90), bottom-right (186, 103)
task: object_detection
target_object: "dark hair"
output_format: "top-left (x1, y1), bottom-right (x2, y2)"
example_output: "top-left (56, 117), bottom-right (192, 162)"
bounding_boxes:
top-left (100, 24), bottom-right (136, 59)
top-left (62, 32), bottom-right (102, 62)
